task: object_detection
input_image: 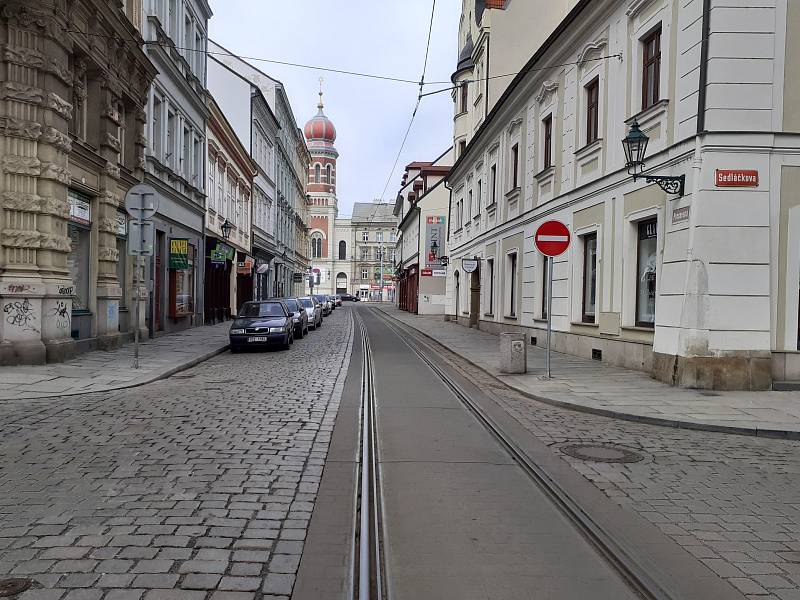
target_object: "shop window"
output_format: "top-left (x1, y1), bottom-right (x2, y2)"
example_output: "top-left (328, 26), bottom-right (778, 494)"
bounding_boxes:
top-left (642, 26), bottom-right (662, 111)
top-left (582, 233), bottom-right (597, 323)
top-left (636, 219), bottom-right (657, 327)
top-left (486, 257), bottom-right (494, 314)
top-left (67, 224), bottom-right (91, 313)
top-left (169, 242), bottom-right (196, 318)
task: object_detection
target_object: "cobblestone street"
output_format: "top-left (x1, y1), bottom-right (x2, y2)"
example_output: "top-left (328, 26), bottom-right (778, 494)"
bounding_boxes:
top-left (425, 328), bottom-right (800, 600)
top-left (0, 310), bottom-right (353, 600)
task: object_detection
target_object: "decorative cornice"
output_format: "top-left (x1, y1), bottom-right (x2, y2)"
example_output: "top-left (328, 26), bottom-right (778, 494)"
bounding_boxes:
top-left (626, 0), bottom-right (659, 18)
top-left (577, 37), bottom-right (608, 68)
top-left (535, 80), bottom-right (558, 104)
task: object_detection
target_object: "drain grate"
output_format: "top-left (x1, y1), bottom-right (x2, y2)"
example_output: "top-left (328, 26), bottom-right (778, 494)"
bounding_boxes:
top-left (560, 443), bottom-right (644, 464)
top-left (0, 579), bottom-right (33, 597)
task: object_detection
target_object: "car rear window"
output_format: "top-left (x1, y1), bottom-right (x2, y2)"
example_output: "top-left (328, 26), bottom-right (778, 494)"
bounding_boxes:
top-left (284, 299), bottom-right (299, 311)
top-left (299, 298), bottom-right (314, 308)
top-left (240, 303), bottom-right (285, 317)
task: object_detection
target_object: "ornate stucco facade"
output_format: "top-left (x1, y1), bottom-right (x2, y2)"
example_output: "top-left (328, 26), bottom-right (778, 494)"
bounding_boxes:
top-left (0, 0), bottom-right (156, 364)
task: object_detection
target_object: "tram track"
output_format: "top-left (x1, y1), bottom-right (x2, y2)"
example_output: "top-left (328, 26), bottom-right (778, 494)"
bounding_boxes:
top-left (352, 311), bottom-right (386, 600)
top-left (366, 307), bottom-right (672, 600)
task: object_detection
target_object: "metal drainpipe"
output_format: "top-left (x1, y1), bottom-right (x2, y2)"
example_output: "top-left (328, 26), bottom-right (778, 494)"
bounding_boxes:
top-left (485, 36), bottom-right (490, 119)
top-left (696, 0), bottom-right (711, 134)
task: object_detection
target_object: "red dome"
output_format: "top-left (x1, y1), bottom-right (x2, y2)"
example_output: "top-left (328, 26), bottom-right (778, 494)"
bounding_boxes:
top-left (304, 111), bottom-right (336, 143)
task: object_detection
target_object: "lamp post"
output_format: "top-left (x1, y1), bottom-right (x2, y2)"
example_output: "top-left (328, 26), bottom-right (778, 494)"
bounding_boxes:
top-left (622, 120), bottom-right (685, 197)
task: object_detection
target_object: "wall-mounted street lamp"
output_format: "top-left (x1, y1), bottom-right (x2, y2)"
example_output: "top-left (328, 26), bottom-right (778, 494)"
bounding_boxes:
top-left (220, 219), bottom-right (233, 241)
top-left (622, 120), bottom-right (685, 197)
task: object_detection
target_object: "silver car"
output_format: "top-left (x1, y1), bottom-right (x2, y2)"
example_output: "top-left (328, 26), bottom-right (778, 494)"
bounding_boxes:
top-left (298, 296), bottom-right (323, 329)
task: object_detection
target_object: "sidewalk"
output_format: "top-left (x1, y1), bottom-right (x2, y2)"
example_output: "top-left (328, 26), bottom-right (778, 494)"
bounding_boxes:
top-left (376, 306), bottom-right (800, 439)
top-left (0, 323), bottom-right (229, 400)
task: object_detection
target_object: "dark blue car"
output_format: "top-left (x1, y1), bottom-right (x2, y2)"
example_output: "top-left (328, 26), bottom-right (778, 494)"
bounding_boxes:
top-left (229, 301), bottom-right (294, 352)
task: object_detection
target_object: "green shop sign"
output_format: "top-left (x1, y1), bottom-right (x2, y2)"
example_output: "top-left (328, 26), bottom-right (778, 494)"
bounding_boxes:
top-left (169, 238), bottom-right (189, 269)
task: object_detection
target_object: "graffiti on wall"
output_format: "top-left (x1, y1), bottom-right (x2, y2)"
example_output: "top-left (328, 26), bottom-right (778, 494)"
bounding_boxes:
top-left (3, 298), bottom-right (39, 332)
top-left (52, 301), bottom-right (71, 330)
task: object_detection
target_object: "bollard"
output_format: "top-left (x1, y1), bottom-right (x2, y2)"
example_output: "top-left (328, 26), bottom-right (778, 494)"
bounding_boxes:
top-left (499, 332), bottom-right (527, 374)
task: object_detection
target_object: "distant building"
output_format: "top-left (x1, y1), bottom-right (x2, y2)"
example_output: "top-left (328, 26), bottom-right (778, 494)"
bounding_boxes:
top-left (394, 151), bottom-right (454, 315)
top-left (208, 41), bottom-right (310, 298)
top-left (351, 202), bottom-right (397, 302)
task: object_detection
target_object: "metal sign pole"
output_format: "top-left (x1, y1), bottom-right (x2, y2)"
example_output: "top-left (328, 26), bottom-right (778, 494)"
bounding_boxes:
top-left (133, 252), bottom-right (142, 369)
top-left (546, 256), bottom-right (554, 379)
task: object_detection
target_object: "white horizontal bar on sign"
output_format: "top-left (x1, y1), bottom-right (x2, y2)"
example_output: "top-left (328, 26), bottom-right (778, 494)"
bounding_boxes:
top-left (536, 235), bottom-right (569, 242)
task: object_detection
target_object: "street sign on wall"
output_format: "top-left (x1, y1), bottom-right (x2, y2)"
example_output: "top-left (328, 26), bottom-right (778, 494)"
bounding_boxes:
top-left (534, 220), bottom-right (571, 257)
top-left (715, 169), bottom-right (759, 187)
top-left (462, 258), bottom-right (479, 273)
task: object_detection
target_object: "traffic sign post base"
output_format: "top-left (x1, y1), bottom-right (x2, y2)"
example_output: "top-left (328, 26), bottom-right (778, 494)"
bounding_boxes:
top-left (534, 221), bottom-right (571, 380)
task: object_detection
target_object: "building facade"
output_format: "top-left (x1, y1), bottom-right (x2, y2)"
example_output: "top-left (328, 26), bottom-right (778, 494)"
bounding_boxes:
top-left (0, 0), bottom-right (156, 364)
top-left (394, 152), bottom-right (453, 315)
top-left (208, 42), bottom-right (310, 298)
top-left (446, 0), bottom-right (800, 390)
top-left (204, 94), bottom-right (256, 322)
top-left (352, 202), bottom-right (397, 301)
top-left (141, 0), bottom-right (212, 336)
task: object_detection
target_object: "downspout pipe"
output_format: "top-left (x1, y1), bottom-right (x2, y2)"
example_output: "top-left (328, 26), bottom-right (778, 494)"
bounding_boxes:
top-left (696, 0), bottom-right (711, 134)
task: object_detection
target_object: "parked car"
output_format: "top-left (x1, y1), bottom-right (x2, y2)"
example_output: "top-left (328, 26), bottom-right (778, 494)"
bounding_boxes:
top-left (229, 300), bottom-right (293, 351)
top-left (340, 293), bottom-right (360, 302)
top-left (326, 295), bottom-right (336, 310)
top-left (333, 295), bottom-right (343, 307)
top-left (282, 297), bottom-right (309, 338)
top-left (298, 296), bottom-right (323, 329)
top-left (313, 294), bottom-right (332, 316)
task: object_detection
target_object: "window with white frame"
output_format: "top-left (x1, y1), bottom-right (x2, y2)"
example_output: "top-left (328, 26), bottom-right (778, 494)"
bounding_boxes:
top-left (466, 189), bottom-right (473, 220)
top-left (476, 179), bottom-right (482, 213)
top-left (216, 163), bottom-right (224, 213)
top-left (361, 247), bottom-right (369, 260)
top-left (490, 164), bottom-right (497, 205)
top-left (361, 267), bottom-right (369, 280)
top-left (377, 231), bottom-right (383, 243)
top-left (582, 233), bottom-right (597, 323)
top-left (506, 251), bottom-right (518, 317)
top-left (362, 230), bottom-right (369, 242)
top-left (486, 257), bottom-right (494, 314)
top-left (207, 156), bottom-right (215, 211)
top-left (636, 218), bottom-right (657, 327)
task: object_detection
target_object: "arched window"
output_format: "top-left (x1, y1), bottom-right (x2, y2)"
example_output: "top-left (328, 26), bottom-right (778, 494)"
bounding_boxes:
top-left (339, 240), bottom-right (347, 260)
top-left (311, 235), bottom-right (322, 258)
top-left (326, 164), bottom-right (332, 184)
top-left (314, 164), bottom-right (321, 183)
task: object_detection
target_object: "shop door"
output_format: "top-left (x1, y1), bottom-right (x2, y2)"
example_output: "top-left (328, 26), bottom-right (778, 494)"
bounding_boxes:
top-left (155, 231), bottom-right (164, 331)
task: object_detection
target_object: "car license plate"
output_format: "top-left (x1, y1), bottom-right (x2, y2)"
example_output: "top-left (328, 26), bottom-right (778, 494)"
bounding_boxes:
top-left (247, 336), bottom-right (268, 342)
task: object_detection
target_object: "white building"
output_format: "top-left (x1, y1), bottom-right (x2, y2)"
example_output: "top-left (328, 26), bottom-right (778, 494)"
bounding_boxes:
top-left (446, 0), bottom-right (800, 390)
top-left (394, 151), bottom-right (453, 315)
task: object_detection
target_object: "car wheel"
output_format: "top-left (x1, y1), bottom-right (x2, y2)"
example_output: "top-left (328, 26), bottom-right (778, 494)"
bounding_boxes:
top-left (282, 334), bottom-right (291, 350)
top-left (317, 318), bottom-right (322, 328)
top-left (304, 324), bottom-right (309, 336)
top-left (297, 326), bottom-right (304, 339)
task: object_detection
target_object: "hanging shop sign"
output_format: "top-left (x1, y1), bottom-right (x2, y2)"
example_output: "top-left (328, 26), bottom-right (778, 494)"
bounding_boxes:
top-left (421, 268), bottom-right (433, 277)
top-left (256, 263), bottom-right (270, 274)
top-left (169, 238), bottom-right (189, 269)
top-left (210, 245), bottom-right (226, 264)
top-left (68, 190), bottom-right (91, 225)
top-left (425, 216), bottom-right (446, 268)
top-left (462, 258), bottom-right (479, 273)
top-left (715, 169), bottom-right (759, 188)
top-left (292, 272), bottom-right (304, 283)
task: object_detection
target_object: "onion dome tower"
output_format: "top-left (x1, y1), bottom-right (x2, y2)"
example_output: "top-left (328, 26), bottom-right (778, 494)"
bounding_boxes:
top-left (304, 81), bottom-right (338, 195)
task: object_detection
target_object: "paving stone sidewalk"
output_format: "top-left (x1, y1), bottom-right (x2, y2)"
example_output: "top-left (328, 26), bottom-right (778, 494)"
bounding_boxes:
top-left (0, 324), bottom-right (230, 401)
top-left (377, 306), bottom-right (800, 438)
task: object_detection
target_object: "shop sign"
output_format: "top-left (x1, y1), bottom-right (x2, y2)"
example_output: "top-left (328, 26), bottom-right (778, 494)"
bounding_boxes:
top-left (359, 284), bottom-right (370, 290)
top-left (210, 246), bottom-right (226, 264)
top-left (462, 258), bottom-right (479, 273)
top-left (237, 258), bottom-right (254, 275)
top-left (169, 238), bottom-right (189, 269)
top-left (68, 190), bottom-right (91, 225)
top-left (116, 213), bottom-right (127, 236)
top-left (672, 206), bottom-right (690, 225)
top-left (256, 263), bottom-right (270, 274)
top-left (715, 169), bottom-right (759, 187)
top-left (370, 284), bottom-right (381, 289)
top-left (432, 269), bottom-right (446, 277)
top-left (292, 272), bottom-right (304, 282)
top-left (424, 216), bottom-right (446, 268)
top-left (421, 268), bottom-right (433, 277)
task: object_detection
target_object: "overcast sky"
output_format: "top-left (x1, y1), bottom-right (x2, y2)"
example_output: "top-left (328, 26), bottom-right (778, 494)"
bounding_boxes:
top-left (208, 0), bottom-right (460, 217)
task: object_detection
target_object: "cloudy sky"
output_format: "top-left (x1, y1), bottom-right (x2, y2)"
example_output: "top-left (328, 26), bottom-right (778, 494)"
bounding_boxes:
top-left (209, 0), bottom-right (461, 217)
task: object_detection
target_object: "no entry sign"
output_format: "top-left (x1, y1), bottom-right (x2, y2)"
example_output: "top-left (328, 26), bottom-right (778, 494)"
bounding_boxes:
top-left (535, 220), bottom-right (571, 257)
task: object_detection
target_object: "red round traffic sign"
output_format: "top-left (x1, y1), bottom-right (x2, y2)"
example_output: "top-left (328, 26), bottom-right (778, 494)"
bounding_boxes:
top-left (534, 220), bottom-right (571, 257)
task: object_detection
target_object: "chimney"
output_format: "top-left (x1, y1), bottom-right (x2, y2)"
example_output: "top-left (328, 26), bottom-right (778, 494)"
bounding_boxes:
top-left (486, 0), bottom-right (505, 8)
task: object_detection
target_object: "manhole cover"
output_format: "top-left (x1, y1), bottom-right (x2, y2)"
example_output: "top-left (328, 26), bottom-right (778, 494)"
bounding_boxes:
top-left (0, 579), bottom-right (33, 597)
top-left (560, 443), bottom-right (644, 464)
